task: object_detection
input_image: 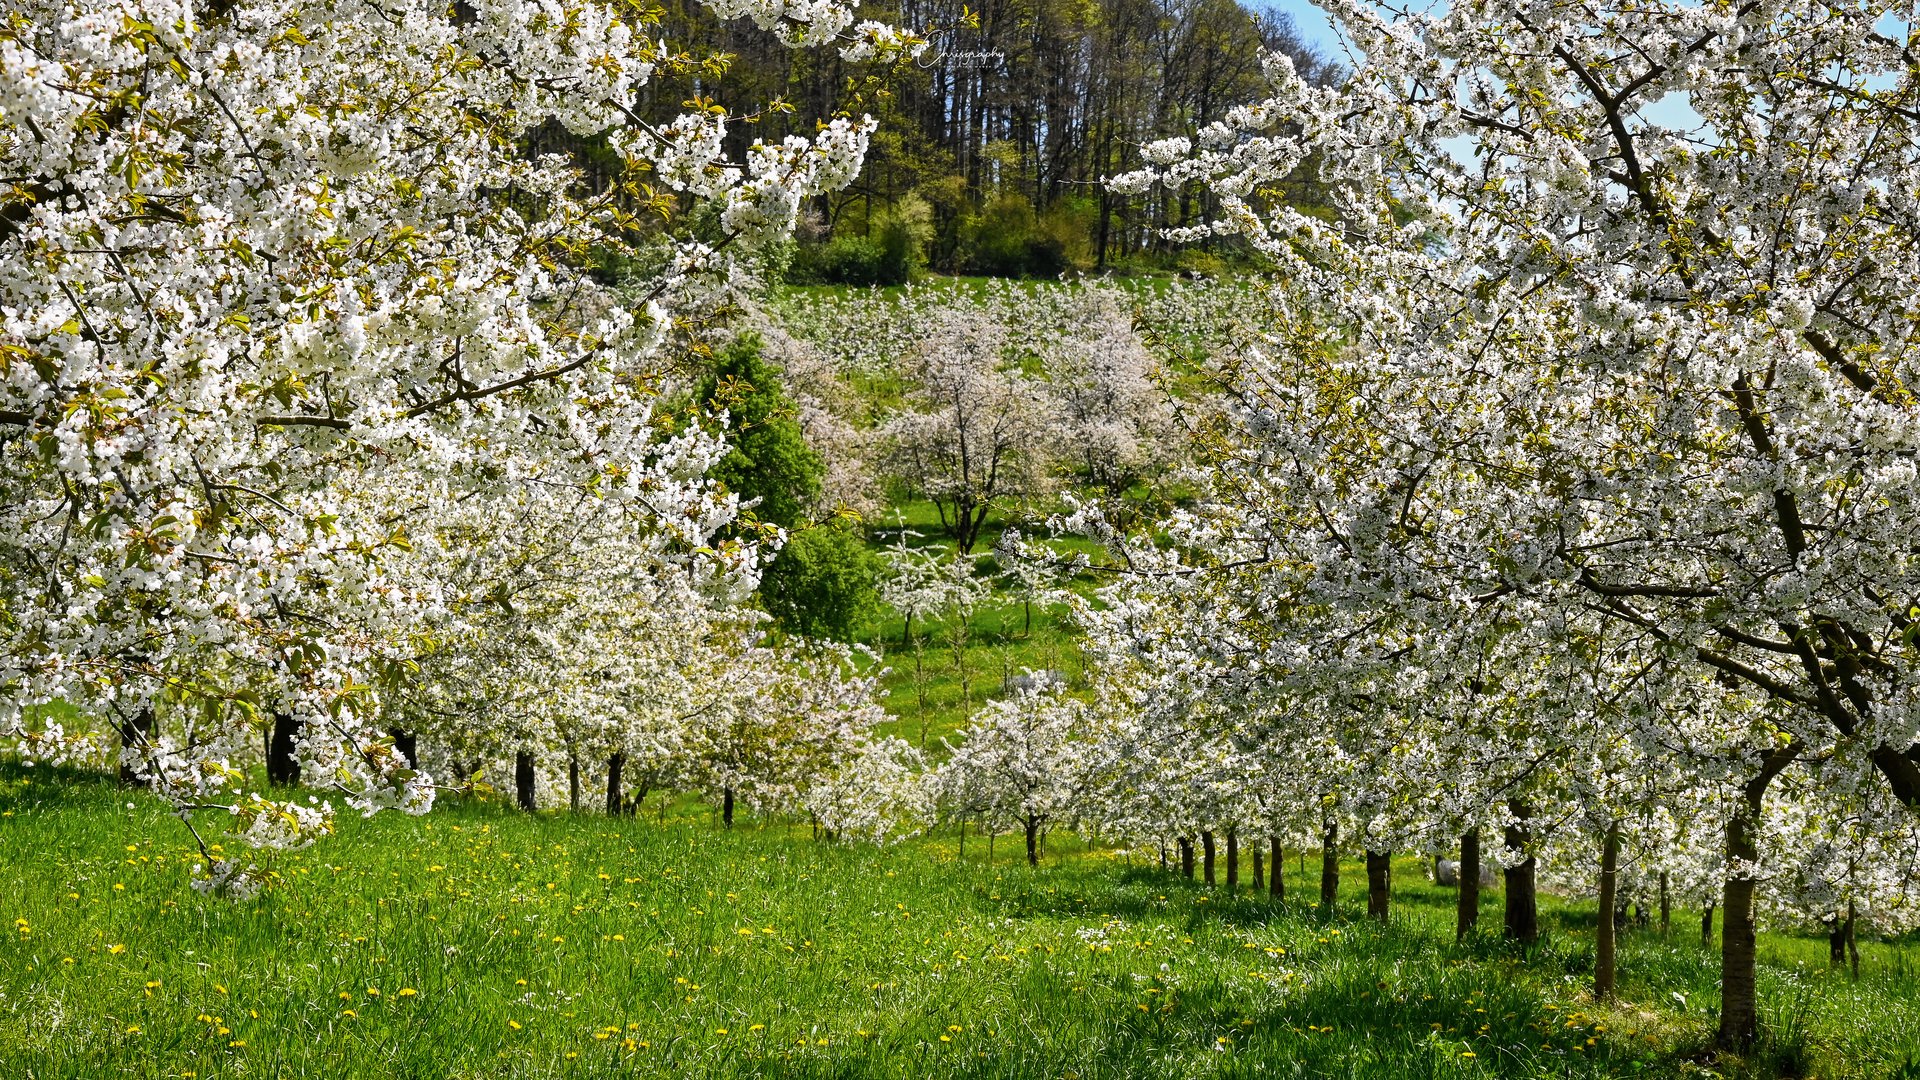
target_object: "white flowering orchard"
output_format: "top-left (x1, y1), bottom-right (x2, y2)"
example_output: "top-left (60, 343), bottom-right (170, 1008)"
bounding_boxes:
top-left (1084, 0), bottom-right (1920, 1051)
top-left (0, 0), bottom-right (920, 892)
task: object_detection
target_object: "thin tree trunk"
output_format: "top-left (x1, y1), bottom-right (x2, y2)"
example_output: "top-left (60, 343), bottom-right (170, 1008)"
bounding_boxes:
top-left (1828, 914), bottom-right (1850, 969)
top-left (1179, 837), bottom-right (1194, 879)
top-left (1025, 817), bottom-right (1039, 867)
top-left (1702, 904), bottom-right (1715, 947)
top-left (1320, 822), bottom-right (1339, 918)
top-left (1202, 830), bottom-right (1217, 886)
top-left (1847, 899), bottom-right (1860, 978)
top-left (722, 786), bottom-right (735, 829)
top-left (514, 751), bottom-right (536, 811)
top-left (119, 705), bottom-right (157, 788)
top-left (1252, 848), bottom-right (1264, 892)
top-left (1659, 870), bottom-right (1671, 936)
top-left (1503, 800), bottom-right (1538, 944)
top-left (605, 752), bottom-right (624, 815)
top-left (1597, 826), bottom-right (1621, 1001)
top-left (567, 754), bottom-right (580, 813)
top-left (1271, 836), bottom-right (1285, 900)
top-left (1457, 828), bottom-right (1481, 939)
top-left (1226, 830), bottom-right (1239, 892)
top-left (1366, 849), bottom-right (1391, 922)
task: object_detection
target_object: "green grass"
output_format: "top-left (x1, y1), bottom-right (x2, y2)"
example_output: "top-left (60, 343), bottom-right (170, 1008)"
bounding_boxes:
top-left (7, 763), bottom-right (1920, 1079)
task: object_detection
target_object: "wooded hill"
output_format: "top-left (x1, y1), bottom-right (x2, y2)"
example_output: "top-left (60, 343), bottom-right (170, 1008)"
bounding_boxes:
top-left (633, 0), bottom-right (1340, 279)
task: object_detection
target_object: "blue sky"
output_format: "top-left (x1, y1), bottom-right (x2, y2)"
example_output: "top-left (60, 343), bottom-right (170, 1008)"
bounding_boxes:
top-left (1253, 0), bottom-right (1344, 57)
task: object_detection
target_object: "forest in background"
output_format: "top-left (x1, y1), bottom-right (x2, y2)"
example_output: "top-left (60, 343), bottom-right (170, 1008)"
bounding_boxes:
top-left (542, 0), bottom-right (1341, 282)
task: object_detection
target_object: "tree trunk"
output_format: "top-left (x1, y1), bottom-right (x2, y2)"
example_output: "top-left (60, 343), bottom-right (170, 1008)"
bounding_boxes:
top-left (1457, 828), bottom-right (1481, 939)
top-left (1719, 831), bottom-right (1759, 1047)
top-left (1702, 904), bottom-right (1715, 947)
top-left (1828, 913), bottom-right (1851, 969)
top-left (514, 751), bottom-right (536, 811)
top-left (1202, 830), bottom-right (1217, 886)
top-left (1659, 870), bottom-right (1671, 936)
top-left (722, 786), bottom-right (735, 829)
top-left (1597, 826), bottom-right (1621, 1001)
top-left (1366, 849), bottom-right (1391, 922)
top-left (1270, 836), bottom-right (1285, 900)
top-left (1225, 830), bottom-right (1239, 892)
top-left (1252, 849), bottom-right (1264, 892)
top-left (1503, 801), bottom-right (1538, 944)
top-left (567, 754), bottom-right (580, 813)
top-left (1179, 837), bottom-right (1195, 879)
top-left (1847, 899), bottom-right (1860, 978)
top-left (265, 711), bottom-right (300, 787)
top-left (390, 730), bottom-right (417, 768)
top-left (118, 705), bottom-right (157, 788)
top-left (605, 752), bottom-right (624, 815)
top-left (1320, 822), bottom-right (1339, 917)
top-left (1025, 818), bottom-right (1039, 867)
top-left (1719, 751), bottom-right (1793, 1051)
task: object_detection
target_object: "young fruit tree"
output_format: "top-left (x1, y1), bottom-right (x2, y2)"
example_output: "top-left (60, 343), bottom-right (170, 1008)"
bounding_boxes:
top-left (1111, 0), bottom-right (1920, 1049)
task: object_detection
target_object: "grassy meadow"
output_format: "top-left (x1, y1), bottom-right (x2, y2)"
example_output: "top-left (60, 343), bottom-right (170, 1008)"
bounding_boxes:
top-left (6, 763), bottom-right (1920, 1079)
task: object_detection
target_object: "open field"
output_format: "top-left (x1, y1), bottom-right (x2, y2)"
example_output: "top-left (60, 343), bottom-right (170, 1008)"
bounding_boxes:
top-left (5, 764), bottom-right (1918, 1080)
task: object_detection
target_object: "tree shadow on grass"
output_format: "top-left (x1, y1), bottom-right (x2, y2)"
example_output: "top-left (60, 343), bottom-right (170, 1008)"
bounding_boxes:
top-left (0, 759), bottom-right (123, 813)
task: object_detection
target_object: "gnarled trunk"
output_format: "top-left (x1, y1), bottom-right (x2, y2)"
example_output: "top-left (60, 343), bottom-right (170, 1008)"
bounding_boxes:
top-left (1457, 828), bottom-right (1481, 939)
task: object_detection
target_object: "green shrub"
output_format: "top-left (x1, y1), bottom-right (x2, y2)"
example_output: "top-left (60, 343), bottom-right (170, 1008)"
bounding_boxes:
top-left (961, 194), bottom-right (1070, 279)
top-left (760, 520), bottom-right (883, 642)
top-left (697, 334), bottom-right (823, 530)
